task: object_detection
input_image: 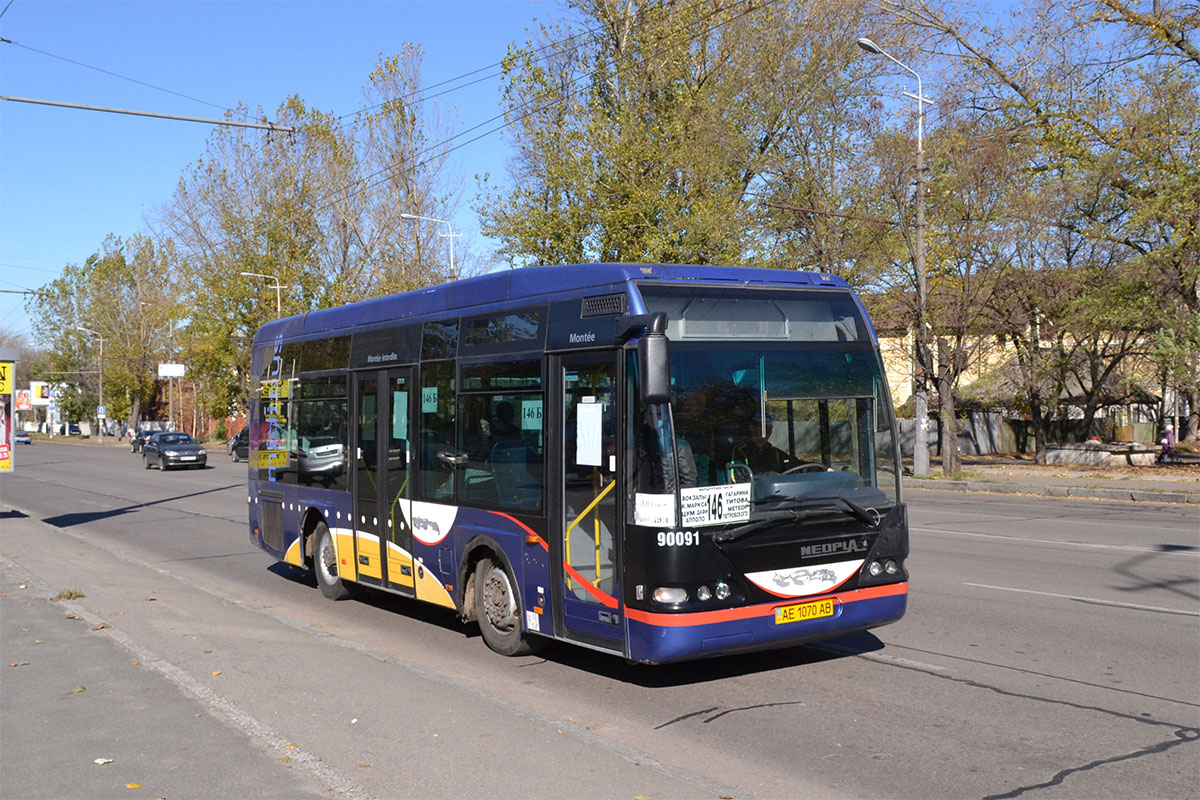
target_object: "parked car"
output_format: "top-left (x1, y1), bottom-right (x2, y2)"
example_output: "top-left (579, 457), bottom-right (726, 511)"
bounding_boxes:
top-left (143, 432), bottom-right (207, 470)
top-left (130, 429), bottom-right (155, 453)
top-left (14, 431), bottom-right (32, 444)
top-left (297, 436), bottom-right (346, 486)
top-left (227, 428), bottom-right (249, 462)
top-left (59, 423), bottom-right (82, 436)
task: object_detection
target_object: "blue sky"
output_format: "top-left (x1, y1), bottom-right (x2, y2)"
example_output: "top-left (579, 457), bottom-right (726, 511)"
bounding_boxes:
top-left (0, 0), bottom-right (556, 340)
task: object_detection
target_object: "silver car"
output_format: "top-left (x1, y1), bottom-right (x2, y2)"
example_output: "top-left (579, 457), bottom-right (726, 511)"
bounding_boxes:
top-left (143, 432), bottom-right (208, 470)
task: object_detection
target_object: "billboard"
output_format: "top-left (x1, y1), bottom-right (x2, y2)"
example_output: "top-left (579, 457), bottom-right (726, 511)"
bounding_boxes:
top-left (30, 381), bottom-right (52, 406)
top-left (1, 360), bottom-right (12, 472)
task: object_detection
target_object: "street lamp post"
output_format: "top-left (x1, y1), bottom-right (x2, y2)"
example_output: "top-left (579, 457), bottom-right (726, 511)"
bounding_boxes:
top-left (857, 37), bottom-right (931, 476)
top-left (239, 271), bottom-right (290, 318)
top-left (401, 213), bottom-right (461, 280)
top-left (76, 325), bottom-right (104, 444)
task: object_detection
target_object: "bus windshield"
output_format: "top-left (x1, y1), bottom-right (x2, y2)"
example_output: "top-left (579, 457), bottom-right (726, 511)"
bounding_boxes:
top-left (638, 286), bottom-right (900, 524)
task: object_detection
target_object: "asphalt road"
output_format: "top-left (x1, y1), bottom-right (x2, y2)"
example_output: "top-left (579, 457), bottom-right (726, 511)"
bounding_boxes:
top-left (2, 441), bottom-right (1197, 799)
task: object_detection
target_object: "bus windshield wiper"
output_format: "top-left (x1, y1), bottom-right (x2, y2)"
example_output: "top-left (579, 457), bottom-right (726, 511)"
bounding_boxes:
top-left (781, 495), bottom-right (881, 527)
top-left (712, 495), bottom-right (881, 544)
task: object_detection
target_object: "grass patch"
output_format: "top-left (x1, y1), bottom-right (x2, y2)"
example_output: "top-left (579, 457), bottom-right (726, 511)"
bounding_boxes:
top-left (52, 589), bottom-right (86, 601)
top-left (912, 470), bottom-right (982, 481)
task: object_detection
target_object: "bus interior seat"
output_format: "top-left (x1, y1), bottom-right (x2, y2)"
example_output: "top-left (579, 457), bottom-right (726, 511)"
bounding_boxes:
top-left (491, 444), bottom-right (541, 511)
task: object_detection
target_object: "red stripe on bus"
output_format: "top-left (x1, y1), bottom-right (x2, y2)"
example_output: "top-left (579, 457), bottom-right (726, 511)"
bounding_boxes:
top-left (625, 582), bottom-right (908, 627)
top-left (487, 510), bottom-right (617, 609)
top-left (487, 511), bottom-right (549, 552)
top-left (563, 562), bottom-right (619, 608)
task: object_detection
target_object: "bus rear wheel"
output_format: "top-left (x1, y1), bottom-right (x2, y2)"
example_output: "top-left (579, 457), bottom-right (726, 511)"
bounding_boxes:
top-left (314, 522), bottom-right (353, 600)
top-left (474, 556), bottom-right (543, 657)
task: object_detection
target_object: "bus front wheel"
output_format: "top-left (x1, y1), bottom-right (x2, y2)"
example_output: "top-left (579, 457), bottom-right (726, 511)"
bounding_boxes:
top-left (314, 522), bottom-right (353, 600)
top-left (474, 556), bottom-right (543, 657)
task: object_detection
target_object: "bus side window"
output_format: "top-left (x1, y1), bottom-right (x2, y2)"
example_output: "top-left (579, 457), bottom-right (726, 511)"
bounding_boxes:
top-left (419, 361), bottom-right (456, 500)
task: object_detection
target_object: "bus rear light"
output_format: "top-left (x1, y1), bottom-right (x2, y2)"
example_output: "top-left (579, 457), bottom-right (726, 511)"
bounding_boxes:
top-left (653, 587), bottom-right (687, 604)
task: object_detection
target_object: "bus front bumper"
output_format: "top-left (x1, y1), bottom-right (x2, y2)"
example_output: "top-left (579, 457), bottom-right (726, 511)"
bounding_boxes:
top-left (624, 582), bottom-right (908, 664)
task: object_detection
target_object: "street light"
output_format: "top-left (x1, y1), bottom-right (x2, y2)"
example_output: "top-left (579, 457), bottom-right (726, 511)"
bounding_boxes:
top-left (401, 213), bottom-right (461, 279)
top-left (239, 271), bottom-right (291, 318)
top-left (857, 36), bottom-right (932, 477)
top-left (76, 325), bottom-right (104, 444)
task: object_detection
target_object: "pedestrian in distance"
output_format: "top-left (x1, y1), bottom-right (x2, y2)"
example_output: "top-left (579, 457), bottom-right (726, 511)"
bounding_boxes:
top-left (1158, 422), bottom-right (1176, 464)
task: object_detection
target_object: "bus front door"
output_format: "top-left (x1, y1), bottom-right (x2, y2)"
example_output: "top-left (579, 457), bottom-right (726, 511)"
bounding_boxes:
top-left (352, 369), bottom-right (415, 597)
top-left (555, 353), bottom-right (623, 652)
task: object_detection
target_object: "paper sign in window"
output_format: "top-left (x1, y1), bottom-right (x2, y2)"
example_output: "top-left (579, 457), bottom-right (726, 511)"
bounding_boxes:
top-left (522, 398), bottom-right (543, 431)
top-left (576, 401), bottom-right (603, 466)
top-left (392, 391), bottom-right (408, 439)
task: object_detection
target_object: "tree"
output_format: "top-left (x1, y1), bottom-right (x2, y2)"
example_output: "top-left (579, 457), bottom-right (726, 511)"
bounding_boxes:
top-left (159, 50), bottom-right (461, 421)
top-left (478, 0), bottom-right (898, 269)
top-left (892, 0), bottom-right (1200, 443)
top-left (26, 235), bottom-right (179, 431)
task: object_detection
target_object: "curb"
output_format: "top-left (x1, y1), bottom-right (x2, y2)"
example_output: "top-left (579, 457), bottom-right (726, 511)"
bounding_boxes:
top-left (904, 479), bottom-right (1200, 505)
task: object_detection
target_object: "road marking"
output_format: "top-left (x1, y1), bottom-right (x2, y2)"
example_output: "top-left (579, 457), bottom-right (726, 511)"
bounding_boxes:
top-left (913, 527), bottom-right (1200, 557)
top-left (963, 582), bottom-right (1200, 616)
top-left (812, 642), bottom-right (947, 671)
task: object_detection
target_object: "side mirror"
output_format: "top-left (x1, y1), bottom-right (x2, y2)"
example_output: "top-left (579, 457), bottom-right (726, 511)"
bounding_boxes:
top-left (638, 312), bottom-right (670, 404)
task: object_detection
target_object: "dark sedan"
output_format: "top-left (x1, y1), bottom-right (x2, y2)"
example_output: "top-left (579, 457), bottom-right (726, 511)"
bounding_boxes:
top-left (227, 428), bottom-right (249, 462)
top-left (129, 429), bottom-right (155, 453)
top-left (143, 432), bottom-right (208, 470)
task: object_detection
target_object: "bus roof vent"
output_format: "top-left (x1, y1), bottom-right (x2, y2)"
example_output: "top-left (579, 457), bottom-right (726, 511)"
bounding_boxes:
top-left (582, 293), bottom-right (627, 317)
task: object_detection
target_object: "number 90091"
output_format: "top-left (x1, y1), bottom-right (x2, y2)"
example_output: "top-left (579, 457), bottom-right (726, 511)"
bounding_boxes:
top-left (657, 530), bottom-right (700, 547)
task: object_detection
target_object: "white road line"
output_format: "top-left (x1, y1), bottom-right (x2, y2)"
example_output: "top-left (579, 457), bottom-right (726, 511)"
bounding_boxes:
top-left (912, 505), bottom-right (1198, 532)
top-left (963, 582), bottom-right (1200, 616)
top-left (913, 526), bottom-right (1200, 556)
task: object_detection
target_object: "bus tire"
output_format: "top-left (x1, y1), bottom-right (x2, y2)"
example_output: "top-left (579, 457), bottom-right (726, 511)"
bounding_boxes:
top-left (314, 522), bottom-right (353, 600)
top-left (474, 556), bottom-right (543, 657)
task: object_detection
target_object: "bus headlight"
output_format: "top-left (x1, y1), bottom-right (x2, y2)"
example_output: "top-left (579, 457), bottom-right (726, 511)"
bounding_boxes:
top-left (696, 585), bottom-right (712, 602)
top-left (867, 561), bottom-right (884, 577)
top-left (884, 560), bottom-right (898, 575)
top-left (653, 587), bottom-right (687, 604)
top-left (714, 581), bottom-right (731, 600)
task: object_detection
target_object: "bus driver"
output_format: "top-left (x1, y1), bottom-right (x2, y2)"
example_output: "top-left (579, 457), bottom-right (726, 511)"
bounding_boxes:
top-left (731, 411), bottom-right (796, 474)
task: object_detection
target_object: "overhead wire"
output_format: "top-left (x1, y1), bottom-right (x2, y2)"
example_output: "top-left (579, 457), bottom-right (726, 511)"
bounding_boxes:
top-left (335, 17), bottom-right (606, 127)
top-left (1, 39), bottom-right (236, 114)
top-left (316, 0), bottom-right (774, 212)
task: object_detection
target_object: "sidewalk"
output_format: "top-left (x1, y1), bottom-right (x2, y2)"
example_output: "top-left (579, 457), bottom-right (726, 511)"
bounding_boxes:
top-left (902, 455), bottom-right (1200, 504)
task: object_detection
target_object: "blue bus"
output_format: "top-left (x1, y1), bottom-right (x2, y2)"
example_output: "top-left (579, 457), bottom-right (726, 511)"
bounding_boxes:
top-left (246, 264), bottom-right (908, 664)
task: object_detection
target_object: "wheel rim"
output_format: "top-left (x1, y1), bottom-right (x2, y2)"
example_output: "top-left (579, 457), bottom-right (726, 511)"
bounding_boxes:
top-left (317, 533), bottom-right (338, 584)
top-left (482, 563), bottom-right (517, 634)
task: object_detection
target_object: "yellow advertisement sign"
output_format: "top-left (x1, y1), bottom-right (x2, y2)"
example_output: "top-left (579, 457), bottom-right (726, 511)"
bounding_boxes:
top-left (255, 449), bottom-right (288, 469)
top-left (260, 379), bottom-right (292, 399)
top-left (1, 361), bottom-right (13, 472)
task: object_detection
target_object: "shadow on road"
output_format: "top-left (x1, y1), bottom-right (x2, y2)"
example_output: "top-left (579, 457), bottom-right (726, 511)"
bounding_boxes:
top-left (41, 483), bottom-right (243, 528)
top-left (262, 551), bottom-right (890, 686)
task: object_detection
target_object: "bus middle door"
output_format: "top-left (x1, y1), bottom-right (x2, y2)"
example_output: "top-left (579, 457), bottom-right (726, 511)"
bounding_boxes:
top-left (555, 353), bottom-right (623, 652)
top-left (352, 368), bottom-right (416, 597)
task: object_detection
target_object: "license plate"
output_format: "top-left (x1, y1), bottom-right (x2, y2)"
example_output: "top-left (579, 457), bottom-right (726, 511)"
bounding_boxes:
top-left (180, 456), bottom-right (196, 461)
top-left (774, 598), bottom-right (835, 625)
